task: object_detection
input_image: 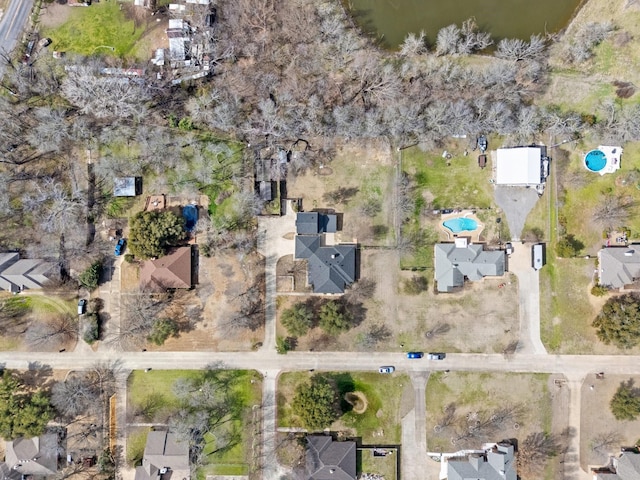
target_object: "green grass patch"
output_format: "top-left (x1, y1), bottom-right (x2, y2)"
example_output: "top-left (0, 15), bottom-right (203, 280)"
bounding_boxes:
top-left (128, 369), bottom-right (261, 476)
top-left (28, 295), bottom-right (76, 315)
top-left (41, 1), bottom-right (144, 58)
top-left (278, 372), bottom-right (407, 444)
top-left (402, 146), bottom-right (494, 210)
top-left (358, 448), bottom-right (398, 480)
top-left (127, 427), bottom-right (151, 466)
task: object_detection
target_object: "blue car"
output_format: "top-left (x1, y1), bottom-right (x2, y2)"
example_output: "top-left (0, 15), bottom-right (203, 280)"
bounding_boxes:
top-left (407, 352), bottom-right (424, 359)
top-left (114, 238), bottom-right (126, 256)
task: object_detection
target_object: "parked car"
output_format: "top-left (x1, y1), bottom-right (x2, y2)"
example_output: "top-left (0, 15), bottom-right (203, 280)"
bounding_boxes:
top-left (77, 299), bottom-right (87, 315)
top-left (378, 366), bottom-right (395, 374)
top-left (406, 352), bottom-right (424, 359)
top-left (505, 242), bottom-right (513, 255)
top-left (114, 238), bottom-right (126, 256)
top-left (427, 353), bottom-right (446, 360)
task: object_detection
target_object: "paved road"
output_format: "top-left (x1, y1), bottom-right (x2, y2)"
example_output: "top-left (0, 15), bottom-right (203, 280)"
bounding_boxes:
top-left (0, 0), bottom-right (33, 75)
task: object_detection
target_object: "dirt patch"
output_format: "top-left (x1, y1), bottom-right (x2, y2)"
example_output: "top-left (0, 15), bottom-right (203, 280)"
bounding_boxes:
top-left (39, 3), bottom-right (73, 29)
top-left (344, 391), bottom-right (368, 414)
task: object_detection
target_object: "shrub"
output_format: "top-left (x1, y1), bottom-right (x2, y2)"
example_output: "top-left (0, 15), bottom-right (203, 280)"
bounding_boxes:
top-left (78, 261), bottom-right (102, 290)
top-left (124, 254), bottom-right (135, 263)
top-left (556, 234), bottom-right (584, 258)
top-left (610, 379), bottom-right (640, 420)
top-left (403, 275), bottom-right (428, 295)
top-left (147, 318), bottom-right (179, 346)
top-left (281, 303), bottom-right (314, 337)
top-left (591, 284), bottom-right (609, 297)
top-left (593, 293), bottom-right (640, 348)
top-left (276, 336), bottom-right (292, 354)
top-left (318, 301), bottom-right (353, 336)
top-left (83, 313), bottom-right (99, 344)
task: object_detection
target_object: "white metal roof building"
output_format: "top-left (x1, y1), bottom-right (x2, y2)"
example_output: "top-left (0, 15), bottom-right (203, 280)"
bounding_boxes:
top-left (496, 147), bottom-right (544, 186)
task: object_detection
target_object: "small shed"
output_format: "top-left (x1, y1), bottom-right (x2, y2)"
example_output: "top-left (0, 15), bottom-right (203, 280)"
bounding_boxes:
top-left (114, 177), bottom-right (139, 197)
top-left (478, 154), bottom-right (487, 169)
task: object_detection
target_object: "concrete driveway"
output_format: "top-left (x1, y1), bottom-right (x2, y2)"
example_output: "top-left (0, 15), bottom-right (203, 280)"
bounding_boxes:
top-left (507, 242), bottom-right (546, 355)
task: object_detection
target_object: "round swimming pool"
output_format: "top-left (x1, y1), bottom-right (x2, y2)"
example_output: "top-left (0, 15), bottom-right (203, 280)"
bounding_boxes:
top-left (585, 149), bottom-right (607, 172)
top-left (443, 217), bottom-right (478, 233)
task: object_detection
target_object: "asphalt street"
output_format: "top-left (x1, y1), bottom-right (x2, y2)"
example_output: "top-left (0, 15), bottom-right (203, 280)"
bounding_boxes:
top-left (0, 0), bottom-right (33, 76)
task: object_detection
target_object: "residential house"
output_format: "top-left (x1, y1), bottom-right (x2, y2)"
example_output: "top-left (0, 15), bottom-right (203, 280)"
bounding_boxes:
top-left (134, 431), bottom-right (190, 480)
top-left (598, 246), bottom-right (640, 289)
top-left (434, 238), bottom-right (505, 293)
top-left (166, 19), bottom-right (191, 64)
top-left (139, 246), bottom-right (195, 292)
top-left (0, 252), bottom-right (54, 292)
top-left (592, 449), bottom-right (640, 479)
top-left (0, 434), bottom-right (59, 479)
top-left (306, 435), bottom-right (356, 480)
top-left (294, 212), bottom-right (357, 294)
top-left (496, 146), bottom-right (548, 186)
top-left (446, 443), bottom-right (516, 480)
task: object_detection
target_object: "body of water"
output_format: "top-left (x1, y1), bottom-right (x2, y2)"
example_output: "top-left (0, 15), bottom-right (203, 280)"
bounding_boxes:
top-left (348, 0), bottom-right (583, 49)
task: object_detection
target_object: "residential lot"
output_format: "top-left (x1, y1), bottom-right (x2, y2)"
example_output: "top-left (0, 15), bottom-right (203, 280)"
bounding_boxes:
top-left (277, 371), bottom-right (413, 445)
top-left (426, 372), bottom-right (569, 479)
top-left (127, 369), bottom-right (262, 477)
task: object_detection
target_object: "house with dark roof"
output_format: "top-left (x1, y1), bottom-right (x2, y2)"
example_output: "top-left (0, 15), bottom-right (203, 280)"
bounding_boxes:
top-left (434, 238), bottom-right (505, 293)
top-left (139, 246), bottom-right (195, 292)
top-left (0, 434), bottom-right (59, 479)
top-left (598, 246), bottom-right (640, 289)
top-left (446, 443), bottom-right (516, 480)
top-left (294, 212), bottom-right (356, 294)
top-left (306, 435), bottom-right (356, 480)
top-left (592, 449), bottom-right (640, 479)
top-left (134, 431), bottom-right (190, 480)
top-left (0, 253), bottom-right (54, 292)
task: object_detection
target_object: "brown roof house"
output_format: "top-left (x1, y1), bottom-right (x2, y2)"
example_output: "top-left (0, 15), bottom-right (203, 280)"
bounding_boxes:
top-left (0, 434), bottom-right (60, 479)
top-left (139, 246), bottom-right (195, 292)
top-left (306, 435), bottom-right (356, 480)
top-left (134, 431), bottom-right (190, 480)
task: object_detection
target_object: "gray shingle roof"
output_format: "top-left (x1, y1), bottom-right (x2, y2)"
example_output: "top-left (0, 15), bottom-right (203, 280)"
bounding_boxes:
top-left (3, 434), bottom-right (59, 477)
top-left (134, 431), bottom-right (190, 480)
top-left (599, 247), bottom-right (640, 289)
top-left (294, 213), bottom-right (355, 294)
top-left (447, 444), bottom-right (516, 480)
top-left (306, 436), bottom-right (356, 480)
top-left (434, 243), bottom-right (505, 292)
top-left (616, 451), bottom-right (640, 479)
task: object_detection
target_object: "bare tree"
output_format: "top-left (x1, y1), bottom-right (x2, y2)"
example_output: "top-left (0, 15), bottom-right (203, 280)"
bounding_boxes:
top-left (51, 373), bottom-right (100, 418)
top-left (517, 432), bottom-right (560, 479)
top-left (590, 431), bottom-right (620, 462)
top-left (565, 22), bottom-right (614, 64)
top-left (399, 31), bottom-right (427, 57)
top-left (111, 291), bottom-right (170, 349)
top-left (25, 314), bottom-right (78, 350)
top-left (22, 177), bottom-right (83, 234)
top-left (496, 35), bottom-right (546, 61)
top-left (592, 195), bottom-right (635, 230)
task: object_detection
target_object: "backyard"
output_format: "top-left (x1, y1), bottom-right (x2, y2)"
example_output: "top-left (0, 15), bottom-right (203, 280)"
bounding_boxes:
top-left (127, 369), bottom-right (262, 477)
top-left (277, 371), bottom-right (413, 445)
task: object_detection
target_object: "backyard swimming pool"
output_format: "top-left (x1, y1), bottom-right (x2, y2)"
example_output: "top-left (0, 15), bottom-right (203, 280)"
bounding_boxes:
top-left (182, 205), bottom-right (198, 232)
top-left (584, 149), bottom-right (607, 172)
top-left (443, 217), bottom-right (478, 233)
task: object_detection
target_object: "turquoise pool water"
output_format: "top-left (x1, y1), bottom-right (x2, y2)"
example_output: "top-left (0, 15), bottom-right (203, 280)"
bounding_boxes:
top-left (443, 217), bottom-right (478, 233)
top-left (585, 150), bottom-right (607, 172)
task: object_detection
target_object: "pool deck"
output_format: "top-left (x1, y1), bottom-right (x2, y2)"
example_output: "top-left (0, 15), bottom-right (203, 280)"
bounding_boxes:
top-left (585, 145), bottom-right (622, 176)
top-left (439, 210), bottom-right (484, 242)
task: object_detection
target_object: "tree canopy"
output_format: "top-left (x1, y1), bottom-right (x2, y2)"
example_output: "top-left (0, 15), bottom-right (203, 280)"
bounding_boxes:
top-left (610, 379), bottom-right (640, 421)
top-left (281, 303), bottom-right (313, 337)
top-left (128, 210), bottom-right (186, 259)
top-left (592, 293), bottom-right (640, 349)
top-left (0, 370), bottom-right (53, 439)
top-left (319, 301), bottom-right (353, 336)
top-left (292, 375), bottom-right (339, 431)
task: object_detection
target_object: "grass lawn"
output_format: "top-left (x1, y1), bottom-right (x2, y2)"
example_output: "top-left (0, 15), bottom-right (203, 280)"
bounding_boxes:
top-left (278, 372), bottom-right (410, 444)
top-left (128, 369), bottom-right (262, 476)
top-left (126, 426), bottom-right (151, 466)
top-left (426, 372), bottom-right (551, 453)
top-left (41, 1), bottom-right (144, 58)
top-left (358, 448), bottom-right (398, 480)
top-left (401, 143), bottom-right (494, 210)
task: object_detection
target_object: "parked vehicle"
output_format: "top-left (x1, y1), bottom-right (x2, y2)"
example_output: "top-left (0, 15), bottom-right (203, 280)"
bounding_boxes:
top-left (378, 366), bottom-right (395, 374)
top-left (427, 353), bottom-right (446, 360)
top-left (406, 352), bottom-right (424, 359)
top-left (477, 135), bottom-right (488, 153)
top-left (77, 299), bottom-right (87, 315)
top-left (505, 242), bottom-right (513, 255)
top-left (114, 238), bottom-right (126, 256)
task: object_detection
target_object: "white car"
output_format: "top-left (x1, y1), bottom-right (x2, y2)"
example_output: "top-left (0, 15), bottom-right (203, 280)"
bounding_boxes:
top-left (427, 353), bottom-right (446, 360)
top-left (378, 366), bottom-right (395, 374)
